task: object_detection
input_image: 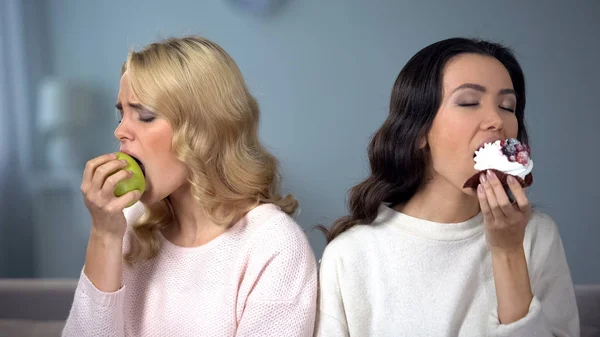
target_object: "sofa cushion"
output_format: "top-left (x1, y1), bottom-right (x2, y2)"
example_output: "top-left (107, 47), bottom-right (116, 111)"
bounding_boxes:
top-left (0, 319), bottom-right (65, 337)
top-left (0, 278), bottom-right (76, 321)
top-left (576, 284), bottom-right (600, 337)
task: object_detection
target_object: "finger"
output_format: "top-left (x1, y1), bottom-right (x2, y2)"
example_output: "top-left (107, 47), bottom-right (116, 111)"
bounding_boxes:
top-left (102, 169), bottom-right (133, 194)
top-left (91, 159), bottom-right (128, 191)
top-left (477, 183), bottom-right (494, 223)
top-left (507, 176), bottom-right (531, 213)
top-left (81, 153), bottom-right (118, 192)
top-left (109, 189), bottom-right (142, 211)
top-left (481, 171), bottom-right (503, 220)
top-left (486, 170), bottom-right (516, 218)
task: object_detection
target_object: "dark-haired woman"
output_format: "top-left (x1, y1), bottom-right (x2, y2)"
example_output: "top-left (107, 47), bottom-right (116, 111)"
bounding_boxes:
top-left (315, 38), bottom-right (579, 337)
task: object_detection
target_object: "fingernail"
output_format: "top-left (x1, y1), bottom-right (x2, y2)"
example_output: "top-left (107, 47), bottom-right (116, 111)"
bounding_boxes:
top-left (121, 160), bottom-right (127, 164)
top-left (479, 173), bottom-right (487, 183)
top-left (477, 184), bottom-right (484, 194)
top-left (487, 170), bottom-right (497, 181)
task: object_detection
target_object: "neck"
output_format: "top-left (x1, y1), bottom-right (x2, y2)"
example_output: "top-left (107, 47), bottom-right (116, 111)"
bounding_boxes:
top-left (396, 174), bottom-right (480, 224)
top-left (164, 184), bottom-right (226, 247)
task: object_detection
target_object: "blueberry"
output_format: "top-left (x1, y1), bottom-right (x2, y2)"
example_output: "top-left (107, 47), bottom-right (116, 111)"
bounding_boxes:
top-left (506, 138), bottom-right (519, 146)
top-left (502, 145), bottom-right (517, 156)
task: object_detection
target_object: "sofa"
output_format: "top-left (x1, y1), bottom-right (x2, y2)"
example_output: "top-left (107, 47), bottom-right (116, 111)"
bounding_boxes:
top-left (578, 284), bottom-right (600, 337)
top-left (0, 279), bottom-right (598, 337)
top-left (0, 279), bottom-right (76, 337)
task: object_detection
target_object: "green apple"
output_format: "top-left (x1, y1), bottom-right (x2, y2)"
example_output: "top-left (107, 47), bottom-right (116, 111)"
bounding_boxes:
top-left (113, 152), bottom-right (146, 206)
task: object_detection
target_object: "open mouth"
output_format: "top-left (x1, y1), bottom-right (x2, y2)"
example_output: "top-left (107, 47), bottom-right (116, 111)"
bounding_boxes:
top-left (131, 156), bottom-right (146, 176)
top-left (473, 141), bottom-right (491, 158)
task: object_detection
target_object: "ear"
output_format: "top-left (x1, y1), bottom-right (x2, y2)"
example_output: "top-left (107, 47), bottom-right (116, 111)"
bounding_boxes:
top-left (419, 135), bottom-right (428, 149)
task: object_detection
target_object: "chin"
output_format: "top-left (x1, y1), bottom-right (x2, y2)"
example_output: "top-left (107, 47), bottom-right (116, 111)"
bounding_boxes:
top-left (139, 189), bottom-right (161, 205)
top-left (456, 173), bottom-right (479, 197)
top-left (138, 193), bottom-right (152, 205)
top-left (462, 187), bottom-right (478, 197)
top-left (138, 178), bottom-right (162, 205)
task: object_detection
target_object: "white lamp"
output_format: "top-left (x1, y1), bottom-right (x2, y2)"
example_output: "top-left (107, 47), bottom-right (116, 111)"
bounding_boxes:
top-left (36, 77), bottom-right (93, 171)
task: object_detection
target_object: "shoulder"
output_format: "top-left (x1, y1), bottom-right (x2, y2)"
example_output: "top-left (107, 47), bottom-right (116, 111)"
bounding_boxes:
top-left (239, 204), bottom-right (317, 299)
top-left (524, 211), bottom-right (562, 245)
top-left (524, 211), bottom-right (571, 279)
top-left (528, 211), bottom-right (559, 229)
top-left (320, 221), bottom-right (386, 270)
top-left (242, 203), bottom-right (314, 260)
top-left (323, 204), bottom-right (399, 258)
top-left (323, 224), bottom-right (376, 254)
top-left (234, 204), bottom-right (317, 304)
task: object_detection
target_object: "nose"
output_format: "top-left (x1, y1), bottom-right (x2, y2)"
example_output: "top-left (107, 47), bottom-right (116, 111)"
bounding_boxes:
top-left (480, 107), bottom-right (504, 131)
top-left (114, 118), bottom-right (134, 142)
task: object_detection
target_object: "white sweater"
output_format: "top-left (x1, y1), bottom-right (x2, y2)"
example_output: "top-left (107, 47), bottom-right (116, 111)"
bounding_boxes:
top-left (315, 204), bottom-right (579, 337)
top-left (62, 203), bottom-right (317, 336)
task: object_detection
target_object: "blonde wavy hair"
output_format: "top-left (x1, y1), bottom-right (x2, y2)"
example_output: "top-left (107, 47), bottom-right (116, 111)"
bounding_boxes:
top-left (121, 36), bottom-right (298, 264)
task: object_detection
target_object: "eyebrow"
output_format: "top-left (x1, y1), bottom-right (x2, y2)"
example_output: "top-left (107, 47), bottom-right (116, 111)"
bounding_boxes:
top-left (115, 102), bottom-right (145, 111)
top-left (452, 83), bottom-right (516, 96)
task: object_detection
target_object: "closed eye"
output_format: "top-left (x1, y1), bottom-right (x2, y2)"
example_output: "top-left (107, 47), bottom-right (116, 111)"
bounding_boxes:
top-left (458, 103), bottom-right (479, 107)
top-left (139, 116), bottom-right (156, 123)
top-left (116, 109), bottom-right (123, 123)
top-left (499, 106), bottom-right (515, 113)
top-left (115, 102), bottom-right (156, 123)
top-left (138, 111), bottom-right (156, 123)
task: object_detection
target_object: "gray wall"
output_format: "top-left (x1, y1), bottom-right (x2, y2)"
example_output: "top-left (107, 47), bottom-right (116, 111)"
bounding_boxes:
top-left (39, 0), bottom-right (599, 282)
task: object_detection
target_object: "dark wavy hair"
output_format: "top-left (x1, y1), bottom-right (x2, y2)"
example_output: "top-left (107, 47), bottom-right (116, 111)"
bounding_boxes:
top-left (321, 37), bottom-right (530, 243)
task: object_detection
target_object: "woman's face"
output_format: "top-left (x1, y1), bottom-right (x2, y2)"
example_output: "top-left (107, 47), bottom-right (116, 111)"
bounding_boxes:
top-left (426, 53), bottom-right (519, 196)
top-left (114, 71), bottom-right (189, 204)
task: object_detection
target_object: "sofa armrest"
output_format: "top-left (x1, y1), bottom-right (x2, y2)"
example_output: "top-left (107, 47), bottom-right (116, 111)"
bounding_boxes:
top-left (0, 278), bottom-right (77, 321)
top-left (0, 319), bottom-right (66, 337)
top-left (575, 284), bottom-right (600, 337)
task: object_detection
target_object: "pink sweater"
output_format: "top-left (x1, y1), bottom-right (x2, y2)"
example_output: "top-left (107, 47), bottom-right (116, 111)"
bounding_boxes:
top-left (62, 202), bottom-right (318, 337)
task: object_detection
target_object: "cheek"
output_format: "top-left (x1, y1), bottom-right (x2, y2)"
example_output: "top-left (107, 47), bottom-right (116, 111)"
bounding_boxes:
top-left (428, 110), bottom-right (469, 161)
top-left (427, 109), bottom-right (476, 179)
top-left (505, 116), bottom-right (519, 138)
top-left (146, 123), bottom-right (173, 155)
top-left (145, 124), bottom-right (188, 190)
top-left (144, 146), bottom-right (188, 199)
top-left (153, 159), bottom-right (188, 191)
top-left (146, 136), bottom-right (175, 177)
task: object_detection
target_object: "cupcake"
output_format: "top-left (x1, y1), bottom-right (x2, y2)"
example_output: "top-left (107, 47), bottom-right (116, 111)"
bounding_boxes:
top-left (463, 138), bottom-right (533, 189)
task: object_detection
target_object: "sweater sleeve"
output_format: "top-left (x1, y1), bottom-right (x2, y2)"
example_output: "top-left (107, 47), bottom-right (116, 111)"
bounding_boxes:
top-left (314, 243), bottom-right (349, 337)
top-left (61, 270), bottom-right (126, 337)
top-left (235, 215), bottom-right (318, 337)
top-left (62, 202), bottom-right (145, 337)
top-left (488, 215), bottom-right (580, 337)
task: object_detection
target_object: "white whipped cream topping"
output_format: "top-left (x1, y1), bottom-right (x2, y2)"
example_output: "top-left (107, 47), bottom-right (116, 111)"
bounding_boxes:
top-left (473, 140), bottom-right (533, 179)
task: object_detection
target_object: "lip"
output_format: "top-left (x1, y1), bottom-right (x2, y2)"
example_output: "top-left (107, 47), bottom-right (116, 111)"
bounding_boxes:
top-left (119, 148), bottom-right (145, 173)
top-left (476, 137), bottom-right (503, 151)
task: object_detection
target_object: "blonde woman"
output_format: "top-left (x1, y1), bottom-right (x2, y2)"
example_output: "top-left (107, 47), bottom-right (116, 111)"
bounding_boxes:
top-left (62, 36), bottom-right (317, 337)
